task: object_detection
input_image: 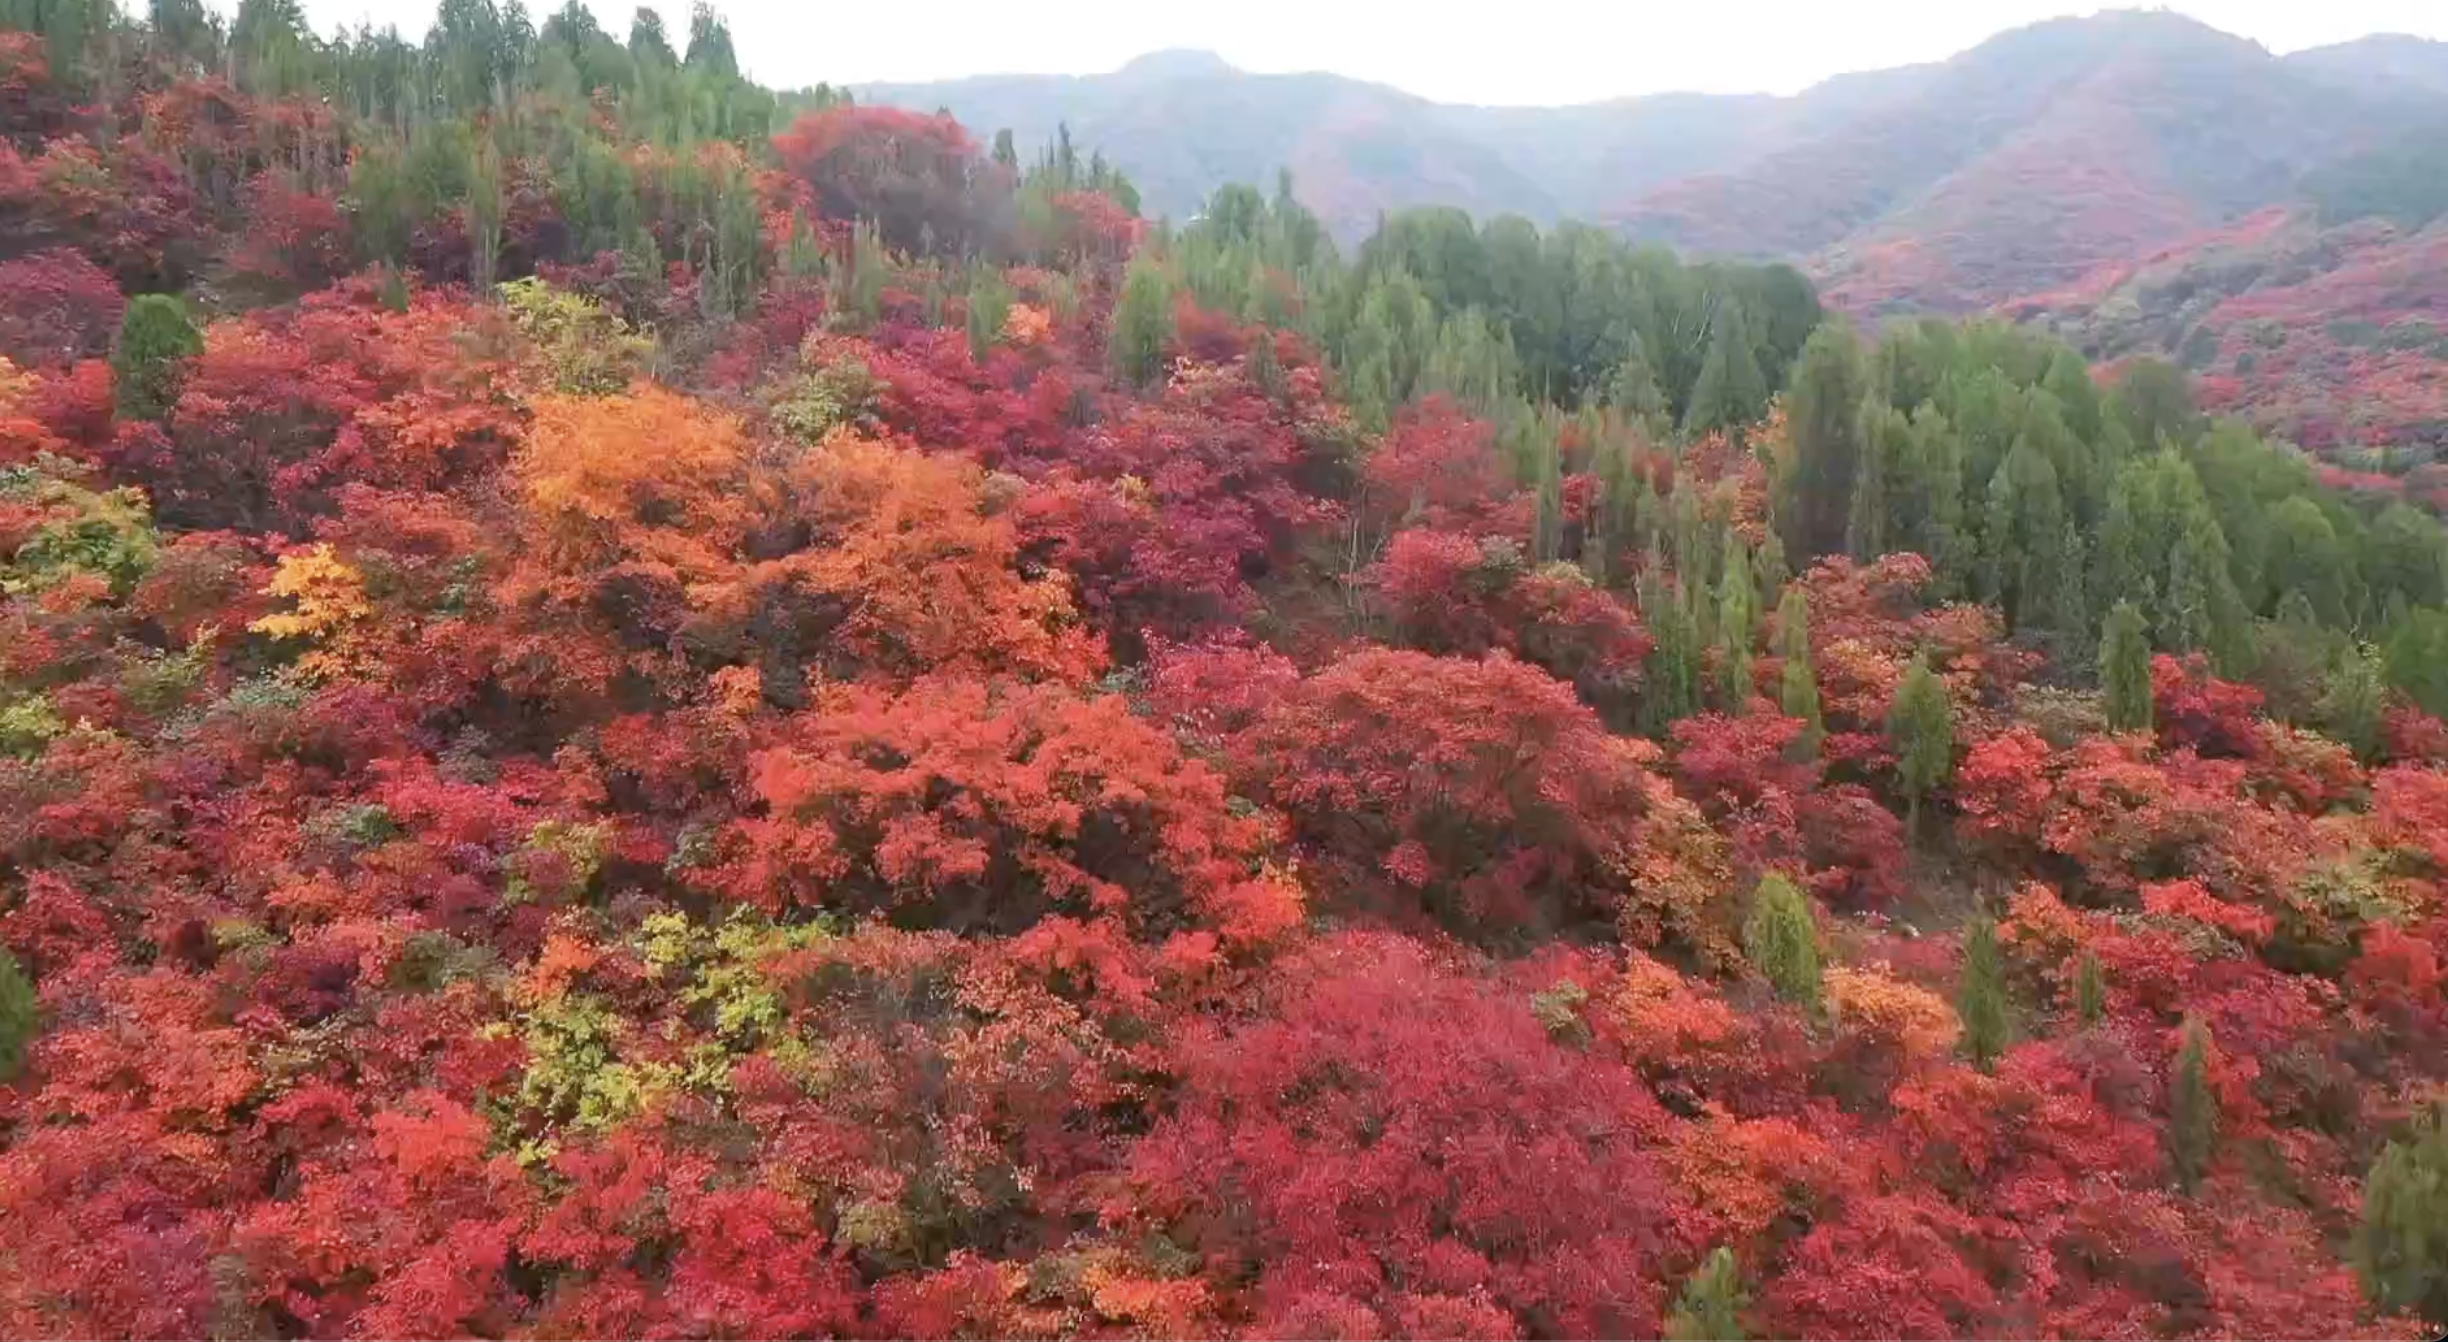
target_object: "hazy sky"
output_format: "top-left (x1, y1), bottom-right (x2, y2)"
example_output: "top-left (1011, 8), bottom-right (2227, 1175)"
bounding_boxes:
top-left (274, 0), bottom-right (2448, 105)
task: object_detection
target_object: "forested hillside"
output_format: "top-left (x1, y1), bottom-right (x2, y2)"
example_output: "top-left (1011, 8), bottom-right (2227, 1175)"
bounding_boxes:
top-left (867, 13), bottom-right (2448, 476)
top-left (5, 2), bottom-right (2448, 1339)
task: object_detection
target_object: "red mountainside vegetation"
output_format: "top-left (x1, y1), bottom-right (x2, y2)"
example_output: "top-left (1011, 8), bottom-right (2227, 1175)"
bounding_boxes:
top-left (3, 2), bottom-right (2448, 1339)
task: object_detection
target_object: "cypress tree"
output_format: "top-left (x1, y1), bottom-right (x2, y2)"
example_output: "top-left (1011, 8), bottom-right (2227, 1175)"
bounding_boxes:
top-left (1533, 430), bottom-right (1564, 564)
top-left (0, 949), bottom-right (33, 1081)
top-left (1847, 401), bottom-right (1898, 561)
top-left (1717, 542), bottom-right (1757, 711)
top-left (2049, 521), bottom-right (2092, 647)
top-left (2168, 1016), bottom-right (2219, 1192)
top-left (1108, 255), bottom-right (1175, 388)
top-left (1887, 653), bottom-right (1955, 827)
top-left (1958, 918), bottom-right (2009, 1070)
top-left (1664, 1246), bottom-right (1749, 1342)
top-left (1683, 302), bottom-right (1767, 440)
top-left (111, 294), bottom-right (204, 422)
top-left (2074, 949), bottom-right (2105, 1027)
top-left (1781, 322), bottom-right (1868, 559)
top-left (1605, 344), bottom-right (1670, 442)
top-left (1776, 587), bottom-right (1823, 751)
top-left (1753, 528), bottom-right (1789, 602)
top-left (1246, 329), bottom-right (1286, 401)
top-left (2322, 642), bottom-right (2386, 762)
top-left (965, 271), bottom-right (1009, 367)
top-left (1641, 567), bottom-right (1702, 736)
top-left (2357, 1103), bottom-right (2448, 1327)
top-left (2100, 600), bottom-right (2153, 733)
top-left (1980, 434), bottom-right (2067, 630)
top-left (1743, 873), bottom-right (1821, 1009)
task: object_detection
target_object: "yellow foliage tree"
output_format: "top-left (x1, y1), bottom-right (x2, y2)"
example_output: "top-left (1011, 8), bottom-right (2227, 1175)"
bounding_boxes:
top-left (250, 542), bottom-right (374, 679)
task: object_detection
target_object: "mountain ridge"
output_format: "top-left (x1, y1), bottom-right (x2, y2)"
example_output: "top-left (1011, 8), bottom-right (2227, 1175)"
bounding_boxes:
top-left (859, 12), bottom-right (2448, 312)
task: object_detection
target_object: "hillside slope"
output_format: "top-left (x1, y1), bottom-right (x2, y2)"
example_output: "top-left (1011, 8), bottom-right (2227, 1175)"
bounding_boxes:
top-left (2009, 208), bottom-right (2448, 466)
top-left (1640, 12), bottom-right (2429, 312)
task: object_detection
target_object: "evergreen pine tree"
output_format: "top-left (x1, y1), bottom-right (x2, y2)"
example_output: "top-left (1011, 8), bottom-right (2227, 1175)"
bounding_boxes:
top-left (1887, 653), bottom-right (1955, 827)
top-left (1743, 873), bottom-right (1821, 1009)
top-left (2100, 600), bottom-right (2153, 733)
top-left (2357, 1103), bottom-right (2448, 1327)
top-left (111, 294), bottom-right (204, 422)
top-left (2168, 1016), bottom-right (2219, 1192)
top-left (1958, 918), bottom-right (2009, 1070)
top-left (1664, 1246), bottom-right (1750, 1342)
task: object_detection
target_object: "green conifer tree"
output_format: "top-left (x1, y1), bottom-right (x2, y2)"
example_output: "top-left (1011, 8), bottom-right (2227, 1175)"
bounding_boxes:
top-left (965, 271), bottom-right (1009, 367)
top-left (1776, 588), bottom-right (1824, 752)
top-left (0, 949), bottom-right (34, 1081)
top-left (2074, 949), bottom-right (2105, 1027)
top-left (1779, 322), bottom-right (1867, 559)
top-left (2168, 1016), bottom-right (2219, 1192)
top-left (1664, 1246), bottom-right (1750, 1342)
top-left (2101, 600), bottom-right (2153, 733)
top-left (111, 294), bottom-right (204, 422)
top-left (1887, 653), bottom-right (1955, 826)
top-left (1847, 400), bottom-right (1897, 561)
top-left (1743, 873), bottom-right (1821, 1009)
top-left (1246, 329), bottom-right (1286, 401)
top-left (1640, 567), bottom-right (1702, 736)
top-left (1958, 918), bottom-right (2009, 1070)
top-left (1717, 542), bottom-right (1758, 711)
top-left (2357, 1103), bottom-right (2448, 1327)
top-left (1108, 254), bottom-right (1175, 388)
top-left (1683, 302), bottom-right (1768, 440)
top-left (2322, 642), bottom-right (2386, 762)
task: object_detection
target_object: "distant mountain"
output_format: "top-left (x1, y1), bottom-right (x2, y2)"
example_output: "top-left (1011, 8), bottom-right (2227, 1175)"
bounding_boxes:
top-left (1641, 13), bottom-right (2445, 314)
top-left (860, 14), bottom-right (2448, 320)
top-left (2287, 33), bottom-right (2448, 96)
top-left (859, 53), bottom-right (1568, 237)
top-left (856, 46), bottom-right (1928, 236)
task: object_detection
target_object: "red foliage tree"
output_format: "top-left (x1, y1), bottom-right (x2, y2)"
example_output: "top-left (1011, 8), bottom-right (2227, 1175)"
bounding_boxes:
top-left (1124, 932), bottom-right (1686, 1339)
top-left (0, 246), bottom-right (122, 368)
top-left (773, 106), bottom-right (1003, 257)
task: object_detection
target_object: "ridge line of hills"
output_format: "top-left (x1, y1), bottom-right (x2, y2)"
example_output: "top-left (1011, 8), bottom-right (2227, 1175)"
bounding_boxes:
top-left (858, 12), bottom-right (2448, 285)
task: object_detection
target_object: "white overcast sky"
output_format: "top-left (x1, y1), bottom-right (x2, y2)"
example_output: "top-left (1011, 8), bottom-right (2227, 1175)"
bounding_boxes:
top-left (267, 0), bottom-right (2448, 105)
